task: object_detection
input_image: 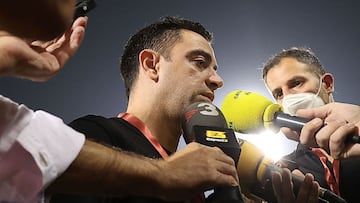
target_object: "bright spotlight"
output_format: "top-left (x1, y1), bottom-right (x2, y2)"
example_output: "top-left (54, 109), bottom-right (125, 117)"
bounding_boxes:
top-left (235, 130), bottom-right (297, 162)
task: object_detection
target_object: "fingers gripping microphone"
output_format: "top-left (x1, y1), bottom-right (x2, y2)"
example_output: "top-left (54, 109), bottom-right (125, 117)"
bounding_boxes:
top-left (181, 102), bottom-right (347, 203)
top-left (220, 90), bottom-right (360, 143)
top-left (220, 90), bottom-right (348, 203)
top-left (237, 138), bottom-right (347, 203)
top-left (181, 102), bottom-right (244, 203)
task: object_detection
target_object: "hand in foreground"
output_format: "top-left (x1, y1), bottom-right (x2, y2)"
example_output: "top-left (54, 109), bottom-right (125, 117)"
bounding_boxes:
top-left (46, 141), bottom-right (239, 201)
top-left (0, 17), bottom-right (87, 81)
top-left (296, 102), bottom-right (360, 159)
top-left (272, 169), bottom-right (319, 203)
top-left (0, 0), bottom-right (76, 40)
top-left (155, 142), bottom-right (239, 201)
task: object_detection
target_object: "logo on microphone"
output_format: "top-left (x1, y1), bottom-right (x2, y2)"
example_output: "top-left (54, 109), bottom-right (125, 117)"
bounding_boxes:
top-left (205, 130), bottom-right (228, 142)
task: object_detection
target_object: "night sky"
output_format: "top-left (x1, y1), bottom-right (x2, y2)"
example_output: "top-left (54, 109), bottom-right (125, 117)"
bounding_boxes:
top-left (2, 0), bottom-right (359, 159)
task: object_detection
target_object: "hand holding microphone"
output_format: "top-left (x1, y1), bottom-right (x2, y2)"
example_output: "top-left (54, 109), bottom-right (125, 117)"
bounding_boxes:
top-left (220, 90), bottom-right (360, 148)
top-left (181, 101), bottom-right (347, 203)
top-left (0, 0), bottom-right (95, 82)
top-left (181, 102), bottom-right (244, 203)
top-left (235, 137), bottom-right (340, 203)
top-left (296, 102), bottom-right (360, 159)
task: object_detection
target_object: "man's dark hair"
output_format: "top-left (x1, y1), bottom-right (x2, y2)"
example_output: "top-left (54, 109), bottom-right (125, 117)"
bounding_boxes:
top-left (262, 47), bottom-right (326, 84)
top-left (120, 16), bottom-right (213, 98)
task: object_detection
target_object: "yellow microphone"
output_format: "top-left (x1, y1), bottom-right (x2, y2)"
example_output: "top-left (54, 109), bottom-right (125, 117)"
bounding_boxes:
top-left (181, 100), bottom-right (347, 202)
top-left (235, 138), bottom-right (275, 201)
top-left (221, 90), bottom-right (348, 202)
top-left (221, 90), bottom-right (309, 134)
top-left (236, 138), bottom-right (347, 203)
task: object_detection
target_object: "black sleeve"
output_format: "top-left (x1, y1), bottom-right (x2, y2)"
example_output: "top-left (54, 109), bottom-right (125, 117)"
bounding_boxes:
top-left (49, 194), bottom-right (105, 203)
top-left (339, 156), bottom-right (360, 202)
top-left (68, 115), bottom-right (162, 157)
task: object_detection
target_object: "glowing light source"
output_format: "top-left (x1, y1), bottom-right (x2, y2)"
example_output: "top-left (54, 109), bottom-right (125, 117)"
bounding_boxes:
top-left (235, 130), bottom-right (297, 162)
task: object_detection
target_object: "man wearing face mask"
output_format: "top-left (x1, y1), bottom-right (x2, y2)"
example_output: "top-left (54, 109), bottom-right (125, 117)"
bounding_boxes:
top-left (280, 77), bottom-right (327, 116)
top-left (262, 47), bottom-right (360, 202)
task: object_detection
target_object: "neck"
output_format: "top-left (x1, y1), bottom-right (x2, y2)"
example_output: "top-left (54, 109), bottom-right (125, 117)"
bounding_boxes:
top-left (126, 102), bottom-right (182, 153)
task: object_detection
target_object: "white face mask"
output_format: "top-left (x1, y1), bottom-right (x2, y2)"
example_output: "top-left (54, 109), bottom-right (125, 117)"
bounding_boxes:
top-left (281, 79), bottom-right (325, 116)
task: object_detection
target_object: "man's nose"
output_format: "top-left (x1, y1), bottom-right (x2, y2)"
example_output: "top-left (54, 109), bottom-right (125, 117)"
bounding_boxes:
top-left (207, 71), bottom-right (224, 90)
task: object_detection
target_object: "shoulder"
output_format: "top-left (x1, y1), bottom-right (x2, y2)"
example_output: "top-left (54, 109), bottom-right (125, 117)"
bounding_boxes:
top-left (69, 115), bottom-right (125, 129)
top-left (68, 115), bottom-right (126, 142)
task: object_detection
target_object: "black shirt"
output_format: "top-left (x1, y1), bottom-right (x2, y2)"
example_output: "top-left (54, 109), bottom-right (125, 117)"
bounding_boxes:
top-left (49, 115), bottom-right (184, 203)
top-left (278, 143), bottom-right (360, 203)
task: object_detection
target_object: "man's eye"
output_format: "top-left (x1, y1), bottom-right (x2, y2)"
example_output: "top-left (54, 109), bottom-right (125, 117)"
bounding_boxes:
top-left (290, 80), bottom-right (302, 88)
top-left (274, 91), bottom-right (283, 100)
top-left (194, 59), bottom-right (207, 68)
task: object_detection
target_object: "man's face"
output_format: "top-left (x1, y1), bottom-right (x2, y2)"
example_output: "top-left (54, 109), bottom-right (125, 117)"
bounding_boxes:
top-left (265, 57), bottom-right (329, 105)
top-left (157, 29), bottom-right (224, 117)
top-left (265, 57), bottom-right (333, 141)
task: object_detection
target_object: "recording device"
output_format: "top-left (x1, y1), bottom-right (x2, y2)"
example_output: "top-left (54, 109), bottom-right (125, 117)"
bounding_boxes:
top-left (236, 138), bottom-right (347, 203)
top-left (181, 102), bottom-right (243, 203)
top-left (221, 90), bottom-right (360, 143)
top-left (0, 1), bottom-right (92, 41)
top-left (182, 101), bottom-right (347, 203)
top-left (75, 0), bottom-right (97, 19)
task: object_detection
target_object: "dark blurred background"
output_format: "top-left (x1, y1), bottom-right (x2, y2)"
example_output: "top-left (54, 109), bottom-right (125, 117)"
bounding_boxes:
top-left (2, 0), bottom-right (359, 158)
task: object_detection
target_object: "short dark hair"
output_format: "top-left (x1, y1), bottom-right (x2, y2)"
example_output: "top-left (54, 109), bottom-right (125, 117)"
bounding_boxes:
top-left (262, 47), bottom-right (326, 84)
top-left (120, 16), bottom-right (213, 98)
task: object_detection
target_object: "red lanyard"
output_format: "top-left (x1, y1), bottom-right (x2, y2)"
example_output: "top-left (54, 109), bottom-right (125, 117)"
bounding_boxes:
top-left (118, 113), bottom-right (169, 159)
top-left (118, 112), bottom-right (205, 203)
top-left (311, 148), bottom-right (340, 195)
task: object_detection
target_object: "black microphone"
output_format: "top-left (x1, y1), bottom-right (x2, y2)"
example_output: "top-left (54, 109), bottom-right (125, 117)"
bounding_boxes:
top-left (183, 101), bottom-right (347, 203)
top-left (221, 90), bottom-right (360, 143)
top-left (273, 111), bottom-right (360, 143)
top-left (181, 102), bottom-right (244, 203)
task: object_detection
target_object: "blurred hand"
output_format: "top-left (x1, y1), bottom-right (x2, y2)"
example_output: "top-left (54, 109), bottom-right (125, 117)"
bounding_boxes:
top-left (272, 168), bottom-right (319, 203)
top-left (0, 17), bottom-right (87, 81)
top-left (0, 0), bottom-right (76, 40)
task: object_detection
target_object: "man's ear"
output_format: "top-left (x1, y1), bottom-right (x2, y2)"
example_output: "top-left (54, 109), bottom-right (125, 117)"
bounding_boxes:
top-left (322, 73), bottom-right (334, 93)
top-left (139, 49), bottom-right (160, 81)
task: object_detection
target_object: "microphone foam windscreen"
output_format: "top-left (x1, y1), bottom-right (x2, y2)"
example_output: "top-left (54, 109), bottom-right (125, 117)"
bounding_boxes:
top-left (221, 90), bottom-right (274, 133)
top-left (181, 102), bottom-right (227, 143)
top-left (236, 138), bottom-right (274, 197)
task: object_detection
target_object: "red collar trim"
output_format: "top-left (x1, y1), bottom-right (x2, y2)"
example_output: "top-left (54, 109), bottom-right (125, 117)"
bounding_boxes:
top-left (311, 148), bottom-right (340, 195)
top-left (118, 113), bottom-right (169, 159)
